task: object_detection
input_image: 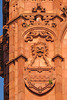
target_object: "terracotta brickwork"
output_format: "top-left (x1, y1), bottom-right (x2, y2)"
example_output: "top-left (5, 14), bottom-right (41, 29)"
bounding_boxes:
top-left (1, 0), bottom-right (67, 100)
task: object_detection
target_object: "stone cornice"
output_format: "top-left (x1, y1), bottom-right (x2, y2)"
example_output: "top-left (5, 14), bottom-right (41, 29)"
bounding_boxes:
top-left (7, 15), bottom-right (23, 25)
top-left (52, 54), bottom-right (64, 62)
top-left (6, 54), bottom-right (27, 65)
top-left (7, 13), bottom-right (57, 25)
top-left (51, 15), bottom-right (63, 22)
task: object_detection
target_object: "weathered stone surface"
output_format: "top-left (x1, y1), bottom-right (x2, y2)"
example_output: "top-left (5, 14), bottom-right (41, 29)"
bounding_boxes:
top-left (2, 0), bottom-right (67, 100)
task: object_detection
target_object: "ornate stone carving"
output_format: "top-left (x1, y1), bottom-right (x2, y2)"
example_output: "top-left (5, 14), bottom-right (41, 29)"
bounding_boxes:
top-left (31, 42), bottom-right (48, 57)
top-left (30, 42), bottom-right (49, 66)
top-left (24, 42), bottom-right (55, 95)
top-left (51, 23), bottom-right (57, 28)
top-left (23, 14), bottom-right (55, 21)
top-left (61, 6), bottom-right (67, 17)
top-left (32, 3), bottom-right (46, 13)
top-left (24, 31), bottom-right (54, 42)
top-left (22, 18), bottom-right (57, 28)
top-left (24, 67), bottom-right (55, 73)
top-left (22, 23), bottom-right (27, 27)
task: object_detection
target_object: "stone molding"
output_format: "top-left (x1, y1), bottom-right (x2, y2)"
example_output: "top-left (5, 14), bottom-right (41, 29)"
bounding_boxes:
top-left (52, 54), bottom-right (64, 62)
top-left (6, 54), bottom-right (27, 65)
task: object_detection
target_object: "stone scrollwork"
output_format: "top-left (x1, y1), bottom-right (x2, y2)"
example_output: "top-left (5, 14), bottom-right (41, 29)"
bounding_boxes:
top-left (24, 31), bottom-right (54, 42)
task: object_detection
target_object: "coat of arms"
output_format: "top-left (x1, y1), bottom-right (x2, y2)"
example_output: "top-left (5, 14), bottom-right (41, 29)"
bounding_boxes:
top-left (24, 42), bottom-right (55, 95)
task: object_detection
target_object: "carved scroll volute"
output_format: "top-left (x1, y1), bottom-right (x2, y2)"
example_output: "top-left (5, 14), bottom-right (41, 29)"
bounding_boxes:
top-left (24, 31), bottom-right (54, 42)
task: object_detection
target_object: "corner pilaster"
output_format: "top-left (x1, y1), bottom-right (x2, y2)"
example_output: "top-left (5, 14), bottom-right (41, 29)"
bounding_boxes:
top-left (52, 54), bottom-right (64, 100)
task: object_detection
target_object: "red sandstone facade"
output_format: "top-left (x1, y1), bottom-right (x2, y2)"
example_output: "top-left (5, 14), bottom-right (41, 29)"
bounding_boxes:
top-left (0, 0), bottom-right (67, 100)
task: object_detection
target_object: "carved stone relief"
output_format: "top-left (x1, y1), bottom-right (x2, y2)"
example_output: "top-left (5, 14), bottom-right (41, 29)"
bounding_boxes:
top-left (22, 20), bottom-right (57, 28)
top-left (32, 3), bottom-right (46, 13)
top-left (22, 2), bottom-right (57, 28)
top-left (31, 42), bottom-right (48, 57)
top-left (24, 30), bottom-right (54, 42)
top-left (24, 35), bottom-right (55, 95)
top-left (61, 6), bottom-right (67, 18)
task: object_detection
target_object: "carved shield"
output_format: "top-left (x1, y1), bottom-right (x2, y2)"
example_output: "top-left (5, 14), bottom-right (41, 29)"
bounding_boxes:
top-left (24, 42), bottom-right (55, 95)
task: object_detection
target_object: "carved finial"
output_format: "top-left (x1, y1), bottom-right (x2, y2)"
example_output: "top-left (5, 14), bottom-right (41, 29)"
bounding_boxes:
top-left (32, 3), bottom-right (46, 13)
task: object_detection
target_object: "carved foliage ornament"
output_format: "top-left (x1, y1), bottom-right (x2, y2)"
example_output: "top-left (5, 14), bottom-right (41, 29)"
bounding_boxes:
top-left (24, 31), bottom-right (54, 42)
top-left (22, 20), bottom-right (57, 28)
top-left (24, 42), bottom-right (55, 95)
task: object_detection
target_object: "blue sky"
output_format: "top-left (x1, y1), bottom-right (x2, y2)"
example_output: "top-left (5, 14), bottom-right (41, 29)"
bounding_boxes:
top-left (0, 0), bottom-right (4, 100)
top-left (0, 77), bottom-right (4, 100)
top-left (0, 0), bottom-right (3, 35)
